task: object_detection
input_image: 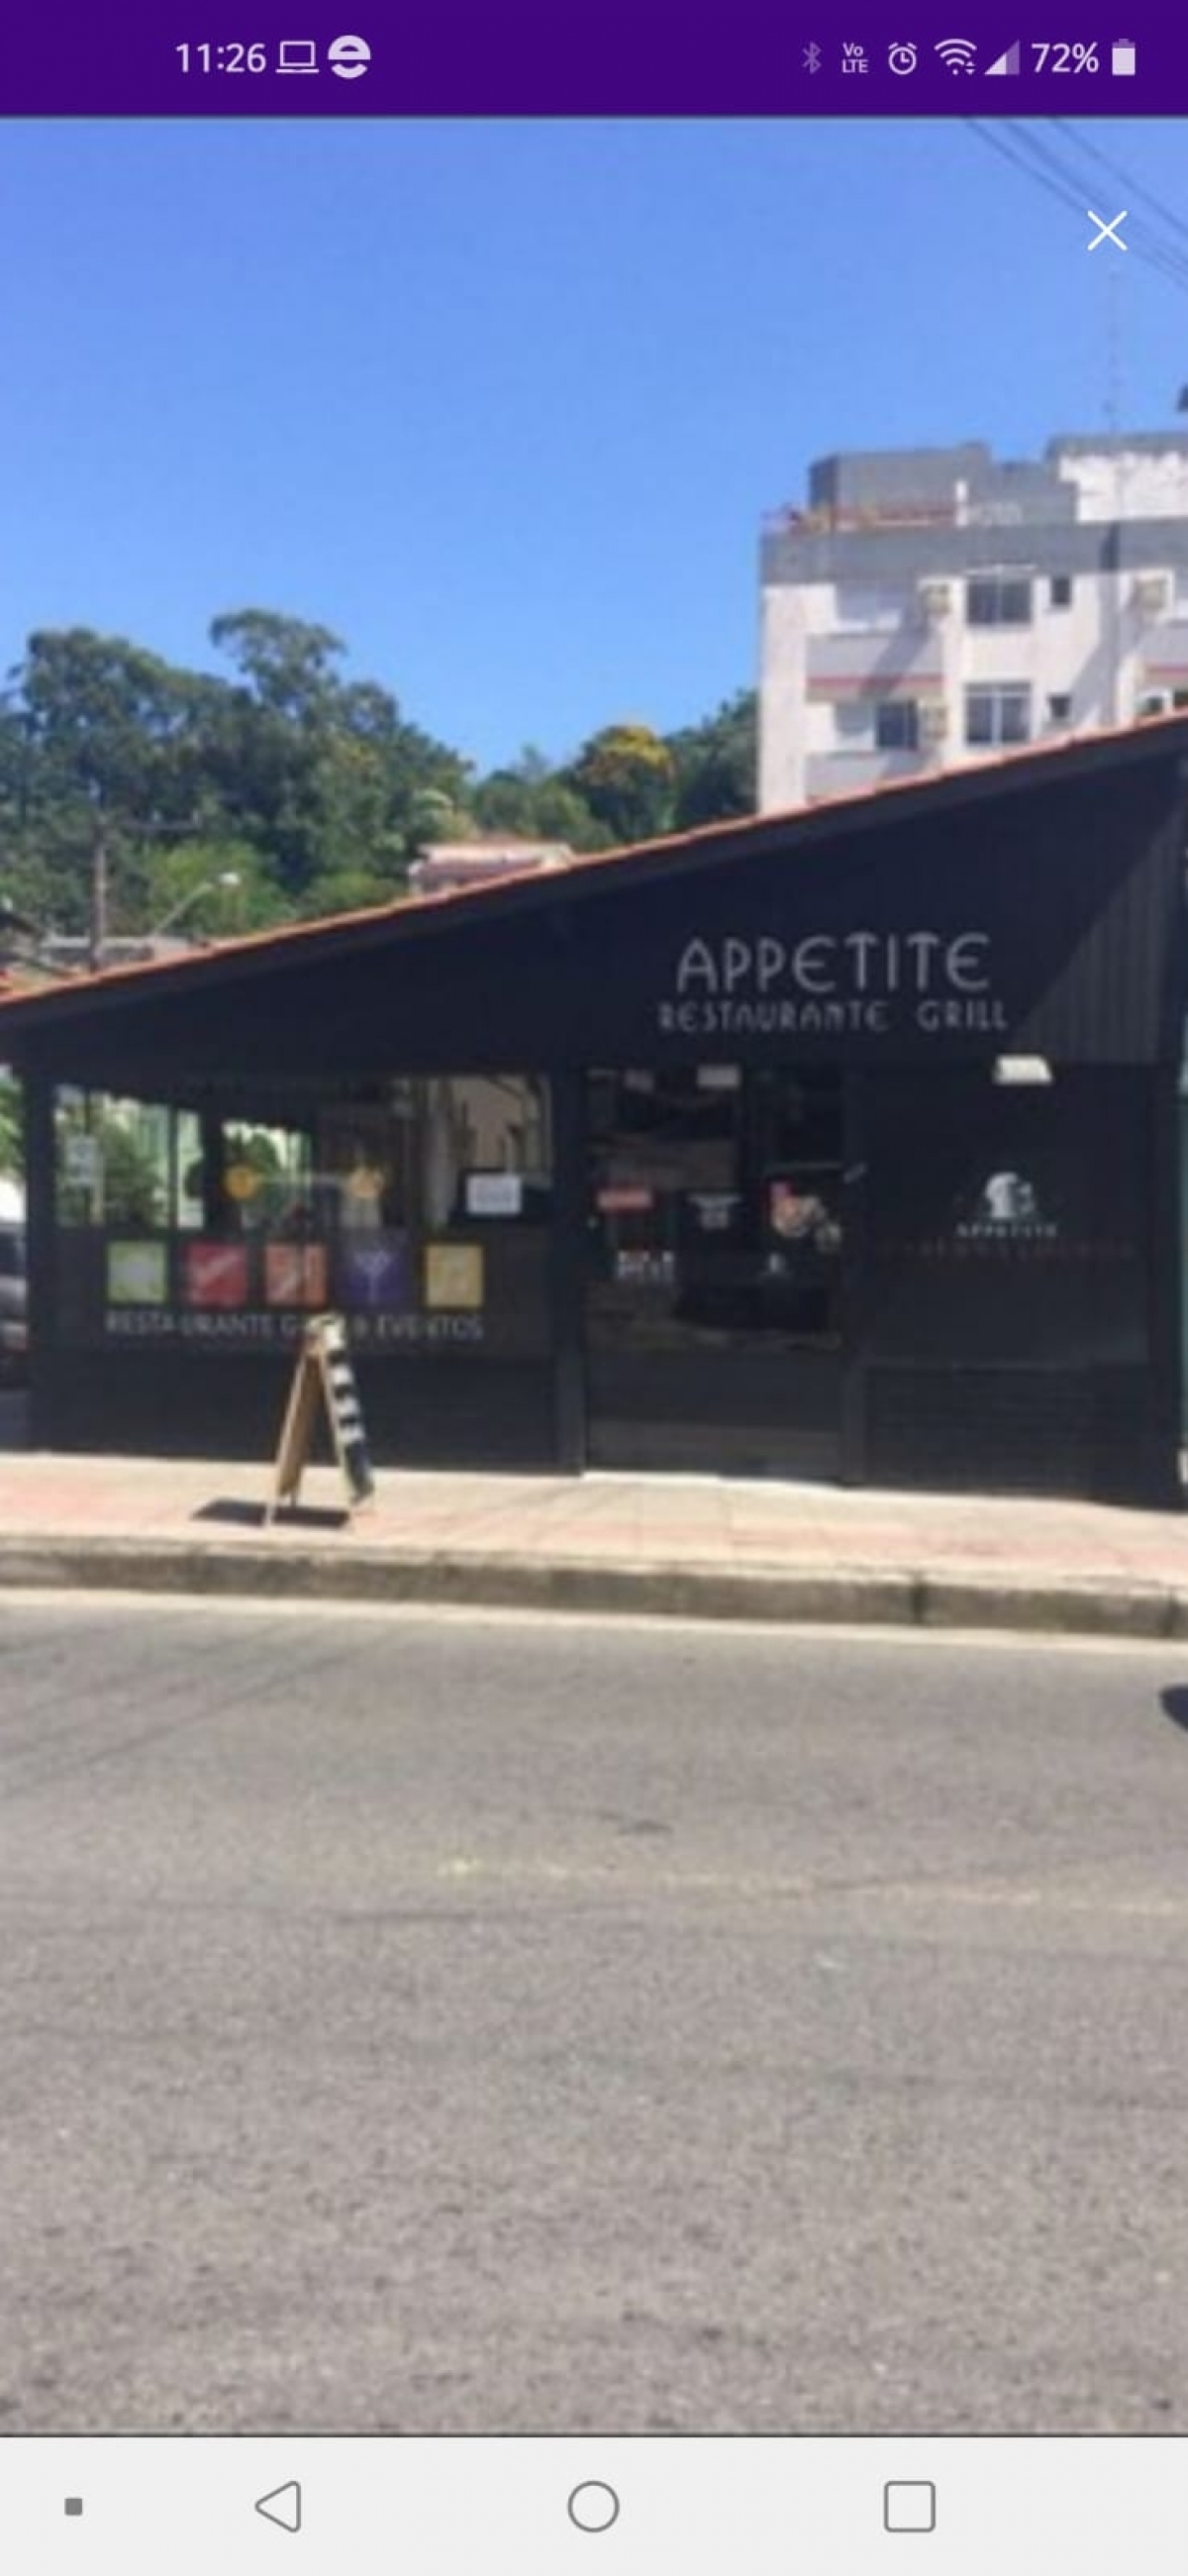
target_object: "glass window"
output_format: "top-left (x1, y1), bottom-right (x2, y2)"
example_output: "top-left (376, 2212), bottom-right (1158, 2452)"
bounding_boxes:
top-left (220, 1122), bottom-right (314, 1235)
top-left (50, 1075), bottom-right (555, 1359)
top-left (875, 700), bottom-right (919, 751)
top-left (426, 1074), bottom-right (552, 1227)
top-left (54, 1090), bottom-right (168, 1228)
top-left (967, 574), bottom-right (1033, 626)
top-left (1049, 574), bottom-right (1073, 608)
top-left (833, 583), bottom-right (906, 631)
top-left (965, 685), bottom-right (1031, 747)
top-left (586, 1069), bottom-right (844, 1353)
top-left (174, 1111), bottom-right (206, 1230)
top-left (1046, 692), bottom-right (1072, 723)
top-left (314, 1076), bottom-right (552, 1236)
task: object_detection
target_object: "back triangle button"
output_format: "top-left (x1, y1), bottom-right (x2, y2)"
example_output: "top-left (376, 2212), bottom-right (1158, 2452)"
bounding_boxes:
top-left (254, 2481), bottom-right (302, 2533)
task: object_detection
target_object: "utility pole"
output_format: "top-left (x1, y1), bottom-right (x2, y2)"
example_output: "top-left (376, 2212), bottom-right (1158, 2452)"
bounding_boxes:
top-left (88, 813), bottom-right (108, 971)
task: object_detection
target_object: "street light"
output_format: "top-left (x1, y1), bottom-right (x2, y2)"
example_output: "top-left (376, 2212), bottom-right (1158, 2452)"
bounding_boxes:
top-left (148, 873), bottom-right (242, 942)
top-left (88, 817), bottom-right (244, 966)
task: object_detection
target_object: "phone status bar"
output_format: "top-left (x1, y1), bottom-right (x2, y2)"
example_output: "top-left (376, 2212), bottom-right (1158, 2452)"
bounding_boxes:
top-left (0, 5), bottom-right (1171, 114)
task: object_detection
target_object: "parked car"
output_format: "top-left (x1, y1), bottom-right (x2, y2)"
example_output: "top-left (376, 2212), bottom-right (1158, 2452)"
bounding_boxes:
top-left (0, 1215), bottom-right (27, 1385)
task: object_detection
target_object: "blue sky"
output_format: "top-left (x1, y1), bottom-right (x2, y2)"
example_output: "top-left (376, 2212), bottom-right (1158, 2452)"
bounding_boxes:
top-left (2, 117), bottom-right (1186, 772)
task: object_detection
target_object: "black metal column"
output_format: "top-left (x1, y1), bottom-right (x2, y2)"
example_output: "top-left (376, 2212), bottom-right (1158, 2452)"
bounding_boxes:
top-left (23, 1066), bottom-right (57, 1442)
top-left (1148, 1062), bottom-right (1183, 1506)
top-left (839, 1068), bottom-right (868, 1487)
top-left (549, 1063), bottom-right (587, 1475)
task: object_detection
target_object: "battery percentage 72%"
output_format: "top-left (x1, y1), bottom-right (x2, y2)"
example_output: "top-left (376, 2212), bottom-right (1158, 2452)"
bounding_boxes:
top-left (1032, 41), bottom-right (1100, 68)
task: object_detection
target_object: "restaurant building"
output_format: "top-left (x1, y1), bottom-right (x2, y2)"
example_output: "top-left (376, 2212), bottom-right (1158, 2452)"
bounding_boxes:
top-left (2, 717), bottom-right (1186, 1503)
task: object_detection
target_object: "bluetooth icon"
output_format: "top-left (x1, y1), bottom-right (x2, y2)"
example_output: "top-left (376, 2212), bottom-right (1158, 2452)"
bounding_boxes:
top-left (803, 39), bottom-right (823, 68)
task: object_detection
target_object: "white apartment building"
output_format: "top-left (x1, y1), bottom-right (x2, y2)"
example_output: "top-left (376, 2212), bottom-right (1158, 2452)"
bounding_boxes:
top-left (759, 434), bottom-right (1188, 810)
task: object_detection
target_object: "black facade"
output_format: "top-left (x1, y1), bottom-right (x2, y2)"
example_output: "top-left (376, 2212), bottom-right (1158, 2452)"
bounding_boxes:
top-left (4, 721), bottom-right (1186, 1503)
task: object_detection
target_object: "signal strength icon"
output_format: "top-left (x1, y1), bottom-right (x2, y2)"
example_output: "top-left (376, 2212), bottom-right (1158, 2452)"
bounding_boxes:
top-left (936, 36), bottom-right (978, 70)
top-left (986, 39), bottom-right (1022, 71)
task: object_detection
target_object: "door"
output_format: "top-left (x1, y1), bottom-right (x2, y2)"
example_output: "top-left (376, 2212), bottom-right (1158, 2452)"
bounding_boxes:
top-left (584, 1066), bottom-right (848, 1477)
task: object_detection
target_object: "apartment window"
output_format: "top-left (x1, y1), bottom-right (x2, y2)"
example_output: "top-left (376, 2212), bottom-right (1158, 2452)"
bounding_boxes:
top-left (966, 574), bottom-right (1033, 626)
top-left (965, 686), bottom-right (1031, 747)
top-left (833, 583), bottom-right (906, 631)
top-left (874, 700), bottom-right (919, 751)
top-left (1049, 575), bottom-right (1073, 609)
top-left (1138, 689), bottom-right (1188, 719)
top-left (1046, 692), bottom-right (1073, 724)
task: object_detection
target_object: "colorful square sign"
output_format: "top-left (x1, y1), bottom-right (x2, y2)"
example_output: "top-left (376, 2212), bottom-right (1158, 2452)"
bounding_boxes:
top-left (340, 1234), bottom-right (410, 1311)
top-left (183, 1241), bottom-right (250, 1309)
top-left (107, 1241), bottom-right (167, 1306)
top-left (425, 1243), bottom-right (484, 1311)
top-left (264, 1243), bottom-right (328, 1309)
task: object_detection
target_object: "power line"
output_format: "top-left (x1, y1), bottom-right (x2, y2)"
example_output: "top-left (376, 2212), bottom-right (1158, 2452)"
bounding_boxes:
top-left (1007, 121), bottom-right (1188, 289)
top-left (1052, 117), bottom-right (1188, 254)
top-left (967, 119), bottom-right (1188, 299)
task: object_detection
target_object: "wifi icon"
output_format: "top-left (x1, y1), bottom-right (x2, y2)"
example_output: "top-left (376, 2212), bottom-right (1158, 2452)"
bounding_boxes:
top-left (936, 35), bottom-right (978, 69)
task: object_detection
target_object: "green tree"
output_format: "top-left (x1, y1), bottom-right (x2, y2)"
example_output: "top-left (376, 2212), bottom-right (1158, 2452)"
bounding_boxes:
top-left (565, 722), bottom-right (675, 844)
top-left (470, 746), bottom-right (611, 851)
top-left (54, 1098), bottom-right (164, 1227)
top-left (4, 628), bottom-right (212, 936)
top-left (666, 689), bottom-right (757, 830)
top-left (204, 612), bottom-right (471, 900)
top-left (133, 838), bottom-right (288, 940)
top-left (0, 607), bottom-right (758, 945)
top-left (207, 609), bottom-right (346, 716)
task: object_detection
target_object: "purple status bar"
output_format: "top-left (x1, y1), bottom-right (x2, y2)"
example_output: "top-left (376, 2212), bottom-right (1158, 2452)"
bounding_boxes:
top-left (0, 6), bottom-right (1182, 115)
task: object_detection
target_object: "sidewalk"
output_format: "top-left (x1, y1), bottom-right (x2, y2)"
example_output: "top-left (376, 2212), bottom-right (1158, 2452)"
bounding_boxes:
top-left (0, 1448), bottom-right (1186, 1638)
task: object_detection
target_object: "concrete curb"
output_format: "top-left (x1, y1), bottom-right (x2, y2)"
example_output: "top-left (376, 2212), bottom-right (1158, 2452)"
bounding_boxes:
top-left (0, 1532), bottom-right (1184, 1640)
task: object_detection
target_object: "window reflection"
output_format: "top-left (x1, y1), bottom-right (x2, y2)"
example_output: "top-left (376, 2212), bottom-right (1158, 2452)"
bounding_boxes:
top-left (587, 1068), bottom-right (844, 1350)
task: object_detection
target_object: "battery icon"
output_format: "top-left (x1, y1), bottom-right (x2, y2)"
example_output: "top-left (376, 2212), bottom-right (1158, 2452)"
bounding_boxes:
top-left (1112, 37), bottom-right (1136, 72)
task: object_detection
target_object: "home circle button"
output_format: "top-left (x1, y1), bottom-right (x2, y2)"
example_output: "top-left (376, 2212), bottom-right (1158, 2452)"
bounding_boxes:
top-left (567, 2481), bottom-right (621, 2533)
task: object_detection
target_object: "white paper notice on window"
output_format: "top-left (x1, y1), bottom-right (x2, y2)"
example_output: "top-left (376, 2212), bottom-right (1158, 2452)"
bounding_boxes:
top-left (465, 1173), bottom-right (524, 1217)
top-left (65, 1134), bottom-right (102, 1186)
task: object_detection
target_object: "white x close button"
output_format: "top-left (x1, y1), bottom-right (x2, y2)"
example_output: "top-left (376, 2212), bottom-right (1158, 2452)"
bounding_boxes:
top-left (1087, 208), bottom-right (1128, 251)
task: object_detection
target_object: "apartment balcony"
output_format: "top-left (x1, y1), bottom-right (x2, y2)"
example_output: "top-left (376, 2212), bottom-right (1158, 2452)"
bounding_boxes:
top-left (1138, 619), bottom-right (1188, 685)
top-left (804, 749), bottom-right (928, 803)
top-left (805, 632), bottom-right (944, 701)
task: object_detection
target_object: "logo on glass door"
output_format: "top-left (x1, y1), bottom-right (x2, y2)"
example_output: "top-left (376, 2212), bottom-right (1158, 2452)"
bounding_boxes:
top-left (956, 1168), bottom-right (1058, 1243)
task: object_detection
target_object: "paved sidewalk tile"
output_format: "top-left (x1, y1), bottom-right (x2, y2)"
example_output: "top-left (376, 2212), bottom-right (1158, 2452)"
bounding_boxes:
top-left (0, 1451), bottom-right (1184, 1594)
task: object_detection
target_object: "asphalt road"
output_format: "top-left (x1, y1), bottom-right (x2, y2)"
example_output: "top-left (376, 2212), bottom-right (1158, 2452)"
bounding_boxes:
top-left (1, 1596), bottom-right (1187, 2436)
